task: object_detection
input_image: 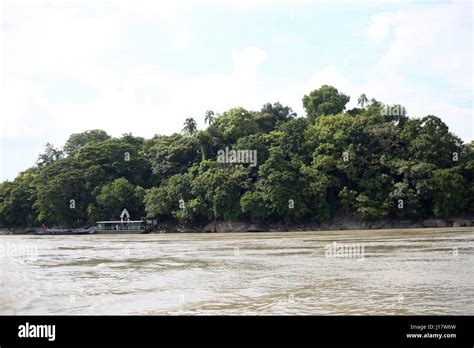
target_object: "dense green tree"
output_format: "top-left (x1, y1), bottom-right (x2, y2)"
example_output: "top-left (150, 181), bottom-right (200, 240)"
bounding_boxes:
top-left (191, 161), bottom-right (251, 221)
top-left (388, 182), bottom-right (422, 218)
top-left (36, 143), bottom-right (63, 167)
top-left (0, 169), bottom-right (38, 227)
top-left (121, 132), bottom-right (145, 147)
top-left (365, 98), bottom-right (384, 119)
top-left (276, 117), bottom-right (310, 162)
top-left (460, 141), bottom-right (474, 214)
top-left (77, 138), bottom-right (151, 188)
top-left (388, 161), bottom-right (436, 217)
top-left (256, 147), bottom-right (311, 222)
top-left (144, 186), bottom-right (170, 219)
top-left (400, 116), bottom-right (463, 168)
top-left (33, 158), bottom-right (88, 227)
top-left (63, 129), bottom-right (110, 155)
top-left (303, 85), bottom-right (350, 123)
top-left (96, 177), bottom-right (144, 220)
top-left (299, 165), bottom-right (332, 221)
top-left (431, 167), bottom-right (465, 218)
top-left (235, 132), bottom-right (281, 170)
top-left (240, 191), bottom-right (271, 222)
top-left (346, 107), bottom-right (364, 117)
top-left (338, 186), bottom-right (358, 214)
top-left (145, 171), bottom-right (205, 223)
top-left (257, 102), bottom-right (296, 132)
top-left (214, 108), bottom-right (259, 142)
top-left (147, 134), bottom-right (200, 179)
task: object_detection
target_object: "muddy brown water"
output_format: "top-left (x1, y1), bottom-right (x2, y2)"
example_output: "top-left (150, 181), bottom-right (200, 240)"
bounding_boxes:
top-left (1, 228), bottom-right (473, 315)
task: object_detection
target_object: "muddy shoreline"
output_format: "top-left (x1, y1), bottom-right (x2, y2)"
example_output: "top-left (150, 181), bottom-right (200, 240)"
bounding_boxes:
top-left (1, 217), bottom-right (473, 235)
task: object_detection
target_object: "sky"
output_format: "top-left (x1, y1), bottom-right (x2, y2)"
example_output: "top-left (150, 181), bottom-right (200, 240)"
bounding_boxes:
top-left (0, 0), bottom-right (473, 181)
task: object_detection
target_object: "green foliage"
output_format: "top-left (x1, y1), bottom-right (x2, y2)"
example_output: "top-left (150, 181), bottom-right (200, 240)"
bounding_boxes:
top-left (302, 85), bottom-right (350, 123)
top-left (235, 132), bottom-right (280, 168)
top-left (182, 118), bottom-right (198, 136)
top-left (147, 134), bottom-right (200, 180)
top-left (77, 138), bottom-right (151, 187)
top-left (0, 86), bottom-right (472, 228)
top-left (0, 169), bottom-right (38, 226)
top-left (388, 182), bottom-right (421, 218)
top-left (208, 107), bottom-right (259, 145)
top-left (256, 147), bottom-right (311, 223)
top-left (63, 129), bottom-right (110, 155)
top-left (144, 172), bottom-right (195, 222)
top-left (460, 141), bottom-right (474, 214)
top-left (240, 191), bottom-right (270, 221)
top-left (33, 158), bottom-right (89, 227)
top-left (191, 163), bottom-right (248, 221)
top-left (357, 94), bottom-right (369, 108)
top-left (354, 194), bottom-right (386, 220)
top-left (204, 110), bottom-right (215, 125)
top-left (37, 143), bottom-right (63, 167)
top-left (97, 177), bottom-right (144, 220)
top-left (431, 167), bottom-right (465, 218)
top-left (339, 186), bottom-right (357, 214)
top-left (276, 117), bottom-right (310, 162)
top-left (400, 116), bottom-right (463, 168)
top-left (257, 102), bottom-right (296, 132)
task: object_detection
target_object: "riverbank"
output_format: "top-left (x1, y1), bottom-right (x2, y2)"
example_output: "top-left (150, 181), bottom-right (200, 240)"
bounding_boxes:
top-left (1, 216), bottom-right (473, 235)
top-left (0, 227), bottom-right (36, 235)
top-left (176, 217), bottom-right (474, 233)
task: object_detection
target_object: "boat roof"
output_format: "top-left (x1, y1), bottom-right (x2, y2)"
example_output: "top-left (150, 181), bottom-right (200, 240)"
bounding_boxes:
top-left (96, 220), bottom-right (144, 223)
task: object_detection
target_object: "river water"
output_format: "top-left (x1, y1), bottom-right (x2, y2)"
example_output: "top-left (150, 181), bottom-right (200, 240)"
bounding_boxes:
top-left (1, 228), bottom-right (473, 315)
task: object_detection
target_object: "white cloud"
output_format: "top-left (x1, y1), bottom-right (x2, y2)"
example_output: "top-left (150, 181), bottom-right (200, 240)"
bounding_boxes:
top-left (0, 0), bottom-right (472, 181)
top-left (368, 1), bottom-right (473, 92)
top-left (365, 1), bottom-right (473, 140)
top-left (292, 1), bottom-right (473, 141)
top-left (231, 46), bottom-right (267, 80)
top-left (3, 4), bottom-right (121, 79)
top-left (367, 12), bottom-right (394, 44)
top-left (0, 43), bottom-right (270, 142)
top-left (304, 66), bottom-right (352, 95)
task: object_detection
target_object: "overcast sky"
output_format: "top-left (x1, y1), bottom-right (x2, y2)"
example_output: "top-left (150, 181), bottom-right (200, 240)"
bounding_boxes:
top-left (0, 0), bottom-right (473, 181)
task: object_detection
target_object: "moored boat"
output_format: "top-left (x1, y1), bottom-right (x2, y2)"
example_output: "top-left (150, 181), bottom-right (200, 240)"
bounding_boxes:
top-left (35, 228), bottom-right (95, 235)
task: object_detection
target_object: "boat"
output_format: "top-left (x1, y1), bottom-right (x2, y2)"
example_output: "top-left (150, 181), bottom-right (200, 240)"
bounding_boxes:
top-left (35, 208), bottom-right (156, 235)
top-left (35, 228), bottom-right (95, 235)
top-left (93, 220), bottom-right (151, 234)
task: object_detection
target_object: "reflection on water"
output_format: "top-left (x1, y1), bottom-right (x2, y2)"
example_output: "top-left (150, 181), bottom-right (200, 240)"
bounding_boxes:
top-left (1, 228), bottom-right (473, 315)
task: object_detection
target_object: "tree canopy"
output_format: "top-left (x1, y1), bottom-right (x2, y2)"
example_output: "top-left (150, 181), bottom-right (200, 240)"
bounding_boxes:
top-left (303, 85), bottom-right (350, 123)
top-left (0, 86), bottom-right (471, 228)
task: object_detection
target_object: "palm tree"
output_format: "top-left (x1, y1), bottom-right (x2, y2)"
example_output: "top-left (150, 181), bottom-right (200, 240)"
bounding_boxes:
top-left (182, 118), bottom-right (197, 136)
top-left (204, 110), bottom-right (215, 125)
top-left (358, 94), bottom-right (369, 108)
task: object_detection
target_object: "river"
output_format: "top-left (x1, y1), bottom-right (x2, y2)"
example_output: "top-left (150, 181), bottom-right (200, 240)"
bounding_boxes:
top-left (1, 228), bottom-right (473, 315)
